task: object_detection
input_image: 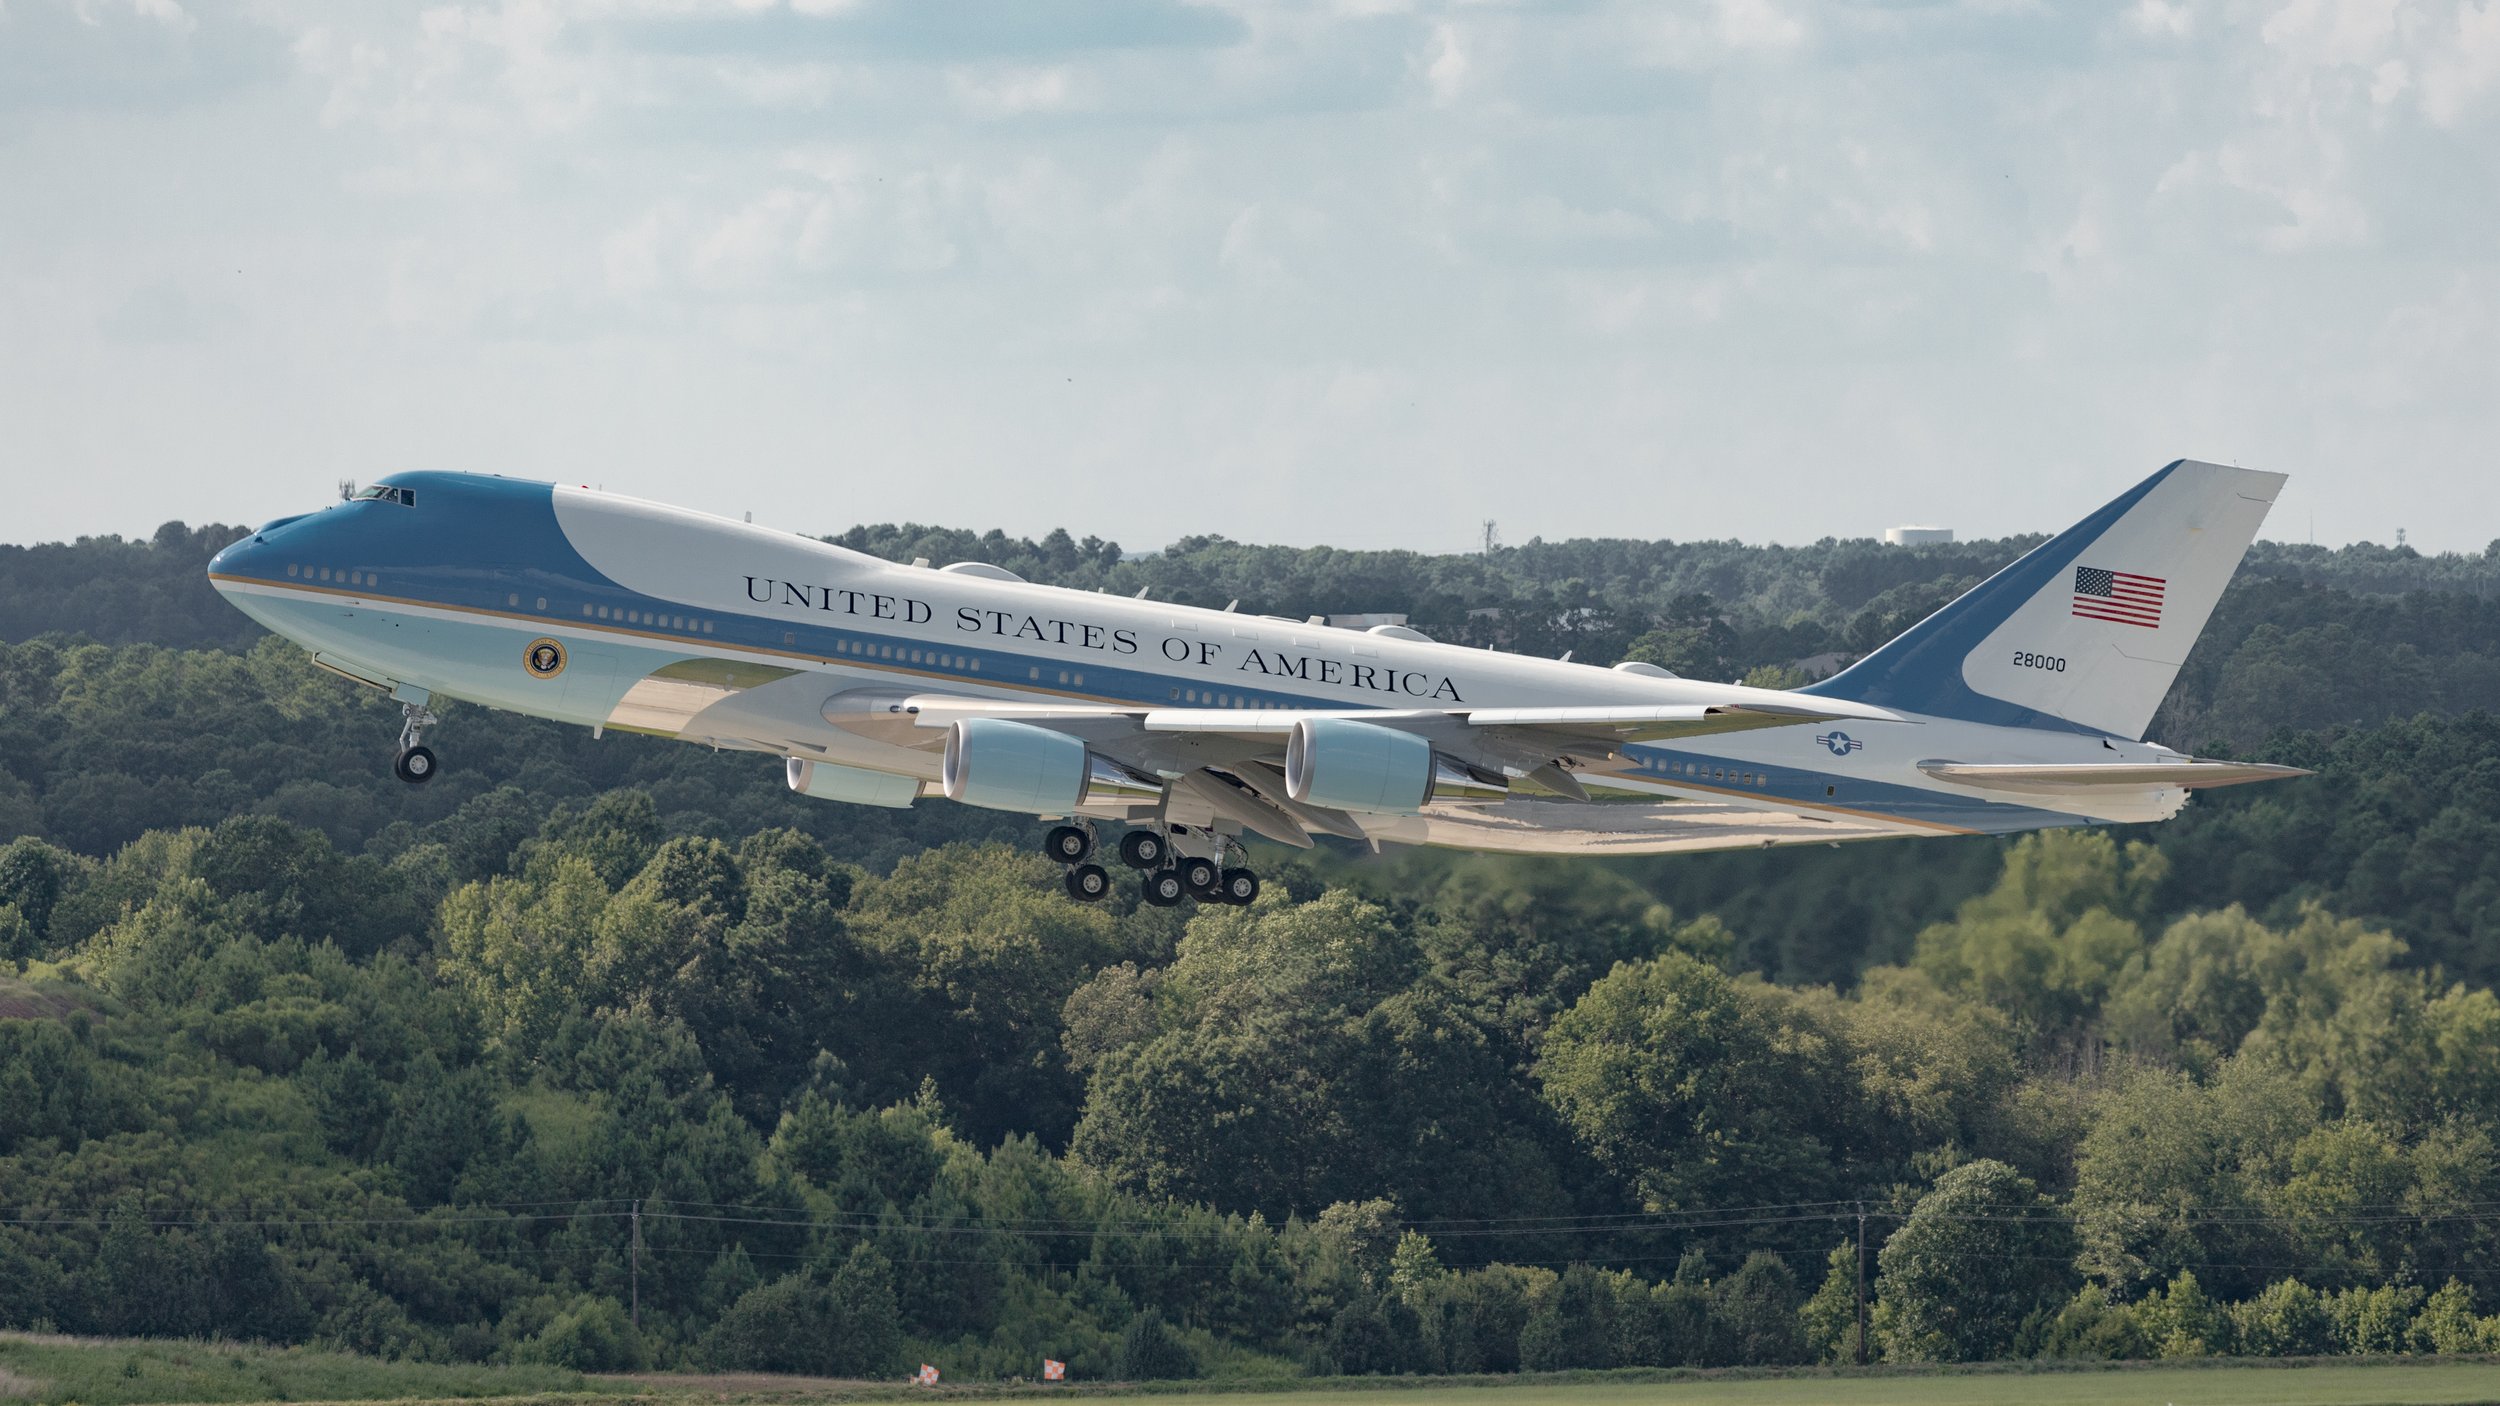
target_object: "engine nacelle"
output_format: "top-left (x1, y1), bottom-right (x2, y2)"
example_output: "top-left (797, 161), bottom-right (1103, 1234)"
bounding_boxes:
top-left (941, 717), bottom-right (1164, 815)
top-left (786, 758), bottom-right (922, 809)
top-left (1284, 718), bottom-right (1507, 813)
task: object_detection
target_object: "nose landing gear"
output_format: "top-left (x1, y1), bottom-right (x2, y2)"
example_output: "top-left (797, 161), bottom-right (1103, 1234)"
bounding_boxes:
top-left (394, 701), bottom-right (439, 786)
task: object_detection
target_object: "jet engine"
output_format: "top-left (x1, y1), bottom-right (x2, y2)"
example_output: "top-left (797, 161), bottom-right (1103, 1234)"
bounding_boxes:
top-left (942, 717), bottom-right (1165, 815)
top-left (1284, 718), bottom-right (1506, 813)
top-left (786, 758), bottom-right (922, 809)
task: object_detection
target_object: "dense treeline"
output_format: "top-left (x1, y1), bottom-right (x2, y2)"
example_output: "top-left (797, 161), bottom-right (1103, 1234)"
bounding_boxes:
top-left (5, 812), bottom-right (2500, 1374)
top-left (0, 523), bottom-right (263, 654)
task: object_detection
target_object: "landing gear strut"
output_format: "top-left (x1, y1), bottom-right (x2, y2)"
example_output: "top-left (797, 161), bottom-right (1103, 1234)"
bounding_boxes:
top-left (394, 702), bottom-right (439, 786)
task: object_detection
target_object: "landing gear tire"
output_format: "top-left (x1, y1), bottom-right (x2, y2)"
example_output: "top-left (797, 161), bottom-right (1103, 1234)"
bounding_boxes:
top-left (1044, 825), bottom-right (1093, 864)
top-left (393, 745), bottom-right (438, 786)
top-left (1141, 869), bottom-right (1188, 907)
top-left (1176, 855), bottom-right (1219, 897)
top-left (1118, 830), bottom-right (1167, 870)
top-left (1217, 867), bottom-right (1260, 906)
top-left (1064, 864), bottom-right (1111, 902)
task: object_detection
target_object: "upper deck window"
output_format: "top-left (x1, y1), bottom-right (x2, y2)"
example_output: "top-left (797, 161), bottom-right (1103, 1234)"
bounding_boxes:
top-left (353, 485), bottom-right (418, 507)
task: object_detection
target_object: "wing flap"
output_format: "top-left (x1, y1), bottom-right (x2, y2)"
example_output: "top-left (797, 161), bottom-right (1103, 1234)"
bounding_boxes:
top-left (1918, 760), bottom-right (2310, 793)
top-left (1463, 702), bottom-right (1879, 743)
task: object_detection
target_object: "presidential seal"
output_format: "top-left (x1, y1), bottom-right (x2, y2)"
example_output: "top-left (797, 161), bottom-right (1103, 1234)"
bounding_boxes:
top-left (523, 637), bottom-right (568, 679)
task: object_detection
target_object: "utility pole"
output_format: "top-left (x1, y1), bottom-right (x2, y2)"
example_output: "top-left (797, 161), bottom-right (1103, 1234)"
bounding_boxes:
top-left (1853, 1201), bottom-right (1868, 1366)
top-left (630, 1198), bottom-right (642, 1330)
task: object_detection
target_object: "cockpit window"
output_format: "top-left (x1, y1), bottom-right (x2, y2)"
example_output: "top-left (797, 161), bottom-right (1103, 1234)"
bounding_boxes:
top-left (353, 485), bottom-right (418, 506)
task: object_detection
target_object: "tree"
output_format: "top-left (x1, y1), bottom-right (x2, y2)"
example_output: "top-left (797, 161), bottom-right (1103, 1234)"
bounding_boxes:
top-left (1909, 831), bottom-right (2162, 1039)
top-left (2068, 1059), bottom-right (2318, 1298)
top-left (1538, 952), bottom-right (1850, 1219)
top-left (701, 1246), bottom-right (902, 1377)
top-left (1875, 1160), bottom-right (2074, 1363)
top-left (1712, 1252), bottom-right (1807, 1365)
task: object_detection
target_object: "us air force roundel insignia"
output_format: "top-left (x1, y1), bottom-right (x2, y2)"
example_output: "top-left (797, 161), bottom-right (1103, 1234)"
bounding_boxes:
top-left (524, 638), bottom-right (568, 679)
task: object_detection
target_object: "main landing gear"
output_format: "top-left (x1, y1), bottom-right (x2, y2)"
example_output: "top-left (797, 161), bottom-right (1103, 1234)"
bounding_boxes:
top-left (1042, 823), bottom-right (1260, 907)
top-left (1046, 825), bottom-right (1113, 902)
top-left (394, 701), bottom-right (440, 786)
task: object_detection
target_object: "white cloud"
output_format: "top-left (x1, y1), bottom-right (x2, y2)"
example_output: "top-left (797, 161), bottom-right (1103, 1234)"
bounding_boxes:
top-left (4, 0), bottom-right (2499, 551)
top-left (1424, 22), bottom-right (1466, 104)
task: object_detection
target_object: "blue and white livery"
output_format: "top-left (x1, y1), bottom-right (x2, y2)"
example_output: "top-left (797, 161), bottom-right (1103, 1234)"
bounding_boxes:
top-left (207, 461), bottom-right (2304, 905)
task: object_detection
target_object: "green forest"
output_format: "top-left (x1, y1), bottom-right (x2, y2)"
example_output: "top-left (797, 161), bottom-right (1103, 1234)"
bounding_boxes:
top-left (4, 518), bottom-right (2500, 1379)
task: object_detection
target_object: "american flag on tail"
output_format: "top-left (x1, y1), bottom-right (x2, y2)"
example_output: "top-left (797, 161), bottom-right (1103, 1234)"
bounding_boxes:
top-left (2072, 566), bottom-right (2166, 628)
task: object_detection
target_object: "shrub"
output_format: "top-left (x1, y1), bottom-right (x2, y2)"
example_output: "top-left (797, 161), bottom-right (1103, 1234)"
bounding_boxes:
top-left (2327, 1283), bottom-right (2425, 1355)
top-left (2230, 1279), bottom-right (2331, 1357)
top-left (2029, 1283), bottom-right (2149, 1361)
top-left (1113, 1312), bottom-right (1198, 1380)
top-left (522, 1295), bottom-right (645, 1372)
top-left (2135, 1272), bottom-right (2223, 1358)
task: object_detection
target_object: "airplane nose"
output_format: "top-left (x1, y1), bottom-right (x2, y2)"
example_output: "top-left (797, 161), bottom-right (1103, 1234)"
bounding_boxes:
top-left (208, 513), bottom-right (310, 589)
top-left (208, 532), bottom-right (268, 587)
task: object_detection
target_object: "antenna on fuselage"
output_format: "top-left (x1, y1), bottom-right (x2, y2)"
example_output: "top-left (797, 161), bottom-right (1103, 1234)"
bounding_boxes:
top-left (338, 479), bottom-right (357, 502)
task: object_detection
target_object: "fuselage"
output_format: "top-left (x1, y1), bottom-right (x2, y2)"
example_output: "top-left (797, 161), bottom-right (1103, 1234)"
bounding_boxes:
top-left (205, 471), bottom-right (2189, 856)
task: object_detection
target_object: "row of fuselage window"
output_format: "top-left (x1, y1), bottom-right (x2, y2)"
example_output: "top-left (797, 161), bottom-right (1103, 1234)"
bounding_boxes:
top-left (1661, 759), bottom-right (1772, 790)
top-left (288, 564), bottom-right (378, 588)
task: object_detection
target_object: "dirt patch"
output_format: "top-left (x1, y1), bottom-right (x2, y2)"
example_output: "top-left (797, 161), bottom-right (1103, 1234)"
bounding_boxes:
top-left (0, 982), bottom-right (83, 1021)
top-left (0, 1331), bottom-right (116, 1348)
top-left (600, 1374), bottom-right (888, 1395)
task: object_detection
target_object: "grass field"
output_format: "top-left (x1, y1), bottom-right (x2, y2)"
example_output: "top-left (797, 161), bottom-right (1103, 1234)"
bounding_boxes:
top-left (0, 1332), bottom-right (611, 1406)
top-left (1117, 1361), bottom-right (2500, 1406)
top-left (4, 1334), bottom-right (2497, 1406)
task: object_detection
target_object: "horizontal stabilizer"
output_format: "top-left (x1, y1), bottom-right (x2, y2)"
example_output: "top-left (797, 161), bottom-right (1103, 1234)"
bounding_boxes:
top-left (1917, 760), bottom-right (2310, 793)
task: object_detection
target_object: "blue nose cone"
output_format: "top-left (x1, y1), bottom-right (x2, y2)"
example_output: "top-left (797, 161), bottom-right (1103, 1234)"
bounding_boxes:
top-left (208, 512), bottom-right (318, 592)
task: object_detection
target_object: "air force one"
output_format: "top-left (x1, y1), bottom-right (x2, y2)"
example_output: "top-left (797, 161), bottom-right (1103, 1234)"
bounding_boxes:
top-left (207, 460), bottom-right (2306, 906)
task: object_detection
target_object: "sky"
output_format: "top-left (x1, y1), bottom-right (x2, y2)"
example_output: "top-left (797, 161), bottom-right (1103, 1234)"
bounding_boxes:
top-left (3, 0), bottom-right (2497, 555)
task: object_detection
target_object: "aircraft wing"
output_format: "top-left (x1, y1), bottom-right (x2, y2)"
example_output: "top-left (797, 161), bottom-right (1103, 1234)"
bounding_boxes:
top-left (833, 691), bottom-right (1876, 759)
top-left (821, 688), bottom-right (1886, 842)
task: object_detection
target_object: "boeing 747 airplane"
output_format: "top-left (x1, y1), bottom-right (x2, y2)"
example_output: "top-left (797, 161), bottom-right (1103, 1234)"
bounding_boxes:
top-left (208, 460), bottom-right (2304, 905)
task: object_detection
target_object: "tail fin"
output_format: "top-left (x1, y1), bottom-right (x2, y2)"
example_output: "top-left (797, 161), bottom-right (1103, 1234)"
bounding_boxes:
top-left (1802, 460), bottom-right (2285, 740)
